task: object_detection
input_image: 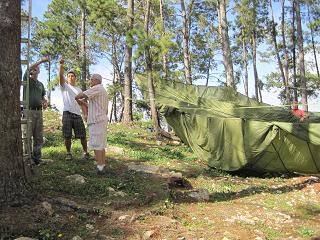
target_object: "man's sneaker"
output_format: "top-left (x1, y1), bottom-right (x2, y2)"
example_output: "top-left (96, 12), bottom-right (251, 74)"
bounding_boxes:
top-left (33, 158), bottom-right (42, 165)
top-left (84, 152), bottom-right (94, 161)
top-left (96, 167), bottom-right (106, 175)
top-left (65, 153), bottom-right (73, 160)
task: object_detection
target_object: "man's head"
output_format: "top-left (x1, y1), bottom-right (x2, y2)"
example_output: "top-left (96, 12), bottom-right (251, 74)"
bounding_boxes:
top-left (292, 101), bottom-right (299, 110)
top-left (29, 66), bottom-right (40, 80)
top-left (67, 70), bottom-right (76, 86)
top-left (89, 74), bottom-right (102, 87)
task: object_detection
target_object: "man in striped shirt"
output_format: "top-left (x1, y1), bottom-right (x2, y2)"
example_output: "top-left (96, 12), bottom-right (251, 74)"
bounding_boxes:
top-left (75, 74), bottom-right (108, 174)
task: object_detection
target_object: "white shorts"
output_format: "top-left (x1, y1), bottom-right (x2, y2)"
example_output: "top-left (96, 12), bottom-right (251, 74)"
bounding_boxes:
top-left (88, 120), bottom-right (107, 150)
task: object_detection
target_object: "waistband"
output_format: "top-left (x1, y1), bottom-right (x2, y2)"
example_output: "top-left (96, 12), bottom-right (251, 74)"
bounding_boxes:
top-left (29, 106), bottom-right (42, 110)
top-left (63, 111), bottom-right (81, 116)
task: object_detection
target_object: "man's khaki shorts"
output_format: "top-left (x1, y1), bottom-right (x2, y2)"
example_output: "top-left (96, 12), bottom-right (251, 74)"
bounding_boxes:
top-left (88, 120), bottom-right (107, 150)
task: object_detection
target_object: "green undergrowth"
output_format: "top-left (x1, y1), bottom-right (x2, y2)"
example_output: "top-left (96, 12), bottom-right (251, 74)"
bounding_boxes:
top-left (24, 110), bottom-right (320, 239)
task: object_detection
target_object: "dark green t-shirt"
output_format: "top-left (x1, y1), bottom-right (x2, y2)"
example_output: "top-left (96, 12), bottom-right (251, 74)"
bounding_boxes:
top-left (23, 72), bottom-right (46, 108)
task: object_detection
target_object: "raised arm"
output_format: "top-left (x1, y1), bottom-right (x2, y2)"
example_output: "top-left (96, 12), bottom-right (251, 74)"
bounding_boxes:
top-left (29, 56), bottom-right (49, 70)
top-left (59, 57), bottom-right (65, 86)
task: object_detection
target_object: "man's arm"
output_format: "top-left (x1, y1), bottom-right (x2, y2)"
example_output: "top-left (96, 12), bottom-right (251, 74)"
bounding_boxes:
top-left (75, 92), bottom-right (88, 102)
top-left (41, 83), bottom-right (48, 109)
top-left (75, 92), bottom-right (88, 121)
top-left (24, 56), bottom-right (49, 79)
top-left (80, 102), bottom-right (88, 122)
top-left (59, 57), bottom-right (65, 86)
top-left (29, 56), bottom-right (49, 71)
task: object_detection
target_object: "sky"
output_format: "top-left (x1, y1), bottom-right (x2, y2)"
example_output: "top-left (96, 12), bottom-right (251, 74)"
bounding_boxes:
top-left (23, 0), bottom-right (320, 112)
top-left (22, 0), bottom-right (112, 112)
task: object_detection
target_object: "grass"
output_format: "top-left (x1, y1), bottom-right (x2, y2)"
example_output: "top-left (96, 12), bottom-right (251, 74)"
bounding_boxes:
top-left (297, 227), bottom-right (316, 237)
top-left (9, 110), bottom-right (319, 239)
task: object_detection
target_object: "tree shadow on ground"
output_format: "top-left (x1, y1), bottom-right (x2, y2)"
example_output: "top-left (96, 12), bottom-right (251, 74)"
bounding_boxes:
top-left (209, 177), bottom-right (320, 202)
top-left (163, 164), bottom-right (320, 204)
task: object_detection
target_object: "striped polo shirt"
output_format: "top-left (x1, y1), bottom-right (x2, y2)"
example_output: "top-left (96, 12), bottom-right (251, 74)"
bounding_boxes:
top-left (83, 84), bottom-right (108, 125)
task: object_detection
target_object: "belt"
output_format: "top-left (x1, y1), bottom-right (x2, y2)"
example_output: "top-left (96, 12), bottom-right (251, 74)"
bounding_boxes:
top-left (64, 111), bottom-right (81, 117)
top-left (29, 106), bottom-right (42, 110)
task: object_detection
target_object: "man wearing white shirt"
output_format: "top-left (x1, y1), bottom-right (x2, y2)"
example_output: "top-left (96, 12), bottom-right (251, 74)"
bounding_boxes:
top-left (75, 74), bottom-right (108, 174)
top-left (59, 57), bottom-right (90, 161)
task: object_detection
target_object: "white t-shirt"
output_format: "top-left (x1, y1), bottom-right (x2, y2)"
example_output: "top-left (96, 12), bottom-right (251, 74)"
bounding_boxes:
top-left (60, 83), bottom-right (82, 116)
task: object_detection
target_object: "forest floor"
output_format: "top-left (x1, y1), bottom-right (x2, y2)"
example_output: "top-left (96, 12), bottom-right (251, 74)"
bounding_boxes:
top-left (1, 110), bottom-right (320, 240)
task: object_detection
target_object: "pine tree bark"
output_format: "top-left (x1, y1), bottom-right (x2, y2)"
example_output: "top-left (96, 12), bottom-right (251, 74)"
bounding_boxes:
top-left (123, 0), bottom-right (134, 125)
top-left (295, 0), bottom-right (308, 111)
top-left (181, 0), bottom-right (192, 84)
top-left (217, 0), bottom-right (235, 88)
top-left (292, 0), bottom-right (298, 101)
top-left (160, 0), bottom-right (168, 79)
top-left (308, 5), bottom-right (320, 78)
top-left (80, 4), bottom-right (87, 91)
top-left (144, 0), bottom-right (160, 132)
top-left (242, 29), bottom-right (248, 97)
top-left (0, 0), bottom-right (31, 206)
top-left (270, 0), bottom-right (290, 104)
top-left (281, 0), bottom-right (290, 100)
top-left (252, 32), bottom-right (260, 102)
top-left (111, 35), bottom-right (122, 122)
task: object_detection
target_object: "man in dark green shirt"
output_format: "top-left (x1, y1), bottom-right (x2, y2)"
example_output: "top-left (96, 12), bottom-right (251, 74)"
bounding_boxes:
top-left (23, 57), bottom-right (48, 165)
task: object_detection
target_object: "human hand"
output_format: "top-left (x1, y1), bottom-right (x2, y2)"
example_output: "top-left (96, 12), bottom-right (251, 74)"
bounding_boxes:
top-left (42, 99), bottom-right (48, 110)
top-left (59, 56), bottom-right (64, 65)
top-left (41, 56), bottom-right (49, 63)
top-left (83, 114), bottom-right (87, 122)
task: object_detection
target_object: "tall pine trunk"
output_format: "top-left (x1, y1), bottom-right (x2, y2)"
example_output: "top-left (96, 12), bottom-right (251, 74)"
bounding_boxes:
top-left (123, 0), bottom-right (134, 125)
top-left (181, 0), bottom-right (192, 84)
top-left (160, 0), bottom-right (168, 79)
top-left (218, 0), bottom-right (235, 88)
top-left (308, 5), bottom-right (320, 78)
top-left (281, 0), bottom-right (290, 100)
top-left (242, 29), bottom-right (248, 97)
top-left (0, 0), bottom-right (31, 206)
top-left (295, 0), bottom-right (308, 111)
top-left (80, 4), bottom-right (87, 91)
top-left (270, 0), bottom-right (290, 104)
top-left (292, 0), bottom-right (298, 101)
top-left (144, 0), bottom-right (160, 132)
top-left (110, 35), bottom-right (122, 122)
top-left (252, 32), bottom-right (260, 102)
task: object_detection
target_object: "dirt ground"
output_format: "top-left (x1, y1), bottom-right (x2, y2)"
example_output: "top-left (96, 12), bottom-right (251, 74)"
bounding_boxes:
top-left (1, 115), bottom-right (319, 240)
top-left (1, 168), bottom-right (320, 240)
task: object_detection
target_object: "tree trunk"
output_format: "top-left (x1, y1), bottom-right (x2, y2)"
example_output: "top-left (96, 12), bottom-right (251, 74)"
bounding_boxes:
top-left (242, 29), bottom-right (248, 97)
top-left (259, 86), bottom-right (263, 103)
top-left (295, 0), bottom-right (308, 111)
top-left (217, 0), bottom-right (235, 88)
top-left (252, 32), bottom-right (260, 102)
top-left (270, 0), bottom-right (290, 104)
top-left (205, 58), bottom-right (211, 87)
top-left (80, 4), bottom-right (87, 91)
top-left (160, 0), bottom-right (168, 79)
top-left (281, 0), bottom-right (290, 100)
top-left (181, 0), bottom-right (192, 84)
top-left (111, 35), bottom-right (122, 122)
top-left (47, 59), bottom-right (52, 106)
top-left (0, 0), bottom-right (31, 206)
top-left (144, 0), bottom-right (160, 132)
top-left (308, 5), bottom-right (320, 78)
top-left (292, 0), bottom-right (298, 101)
top-left (123, 0), bottom-right (134, 125)
top-left (109, 67), bottom-right (115, 123)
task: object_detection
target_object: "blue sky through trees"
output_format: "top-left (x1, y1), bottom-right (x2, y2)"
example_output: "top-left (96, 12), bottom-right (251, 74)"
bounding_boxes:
top-left (23, 0), bottom-right (320, 112)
